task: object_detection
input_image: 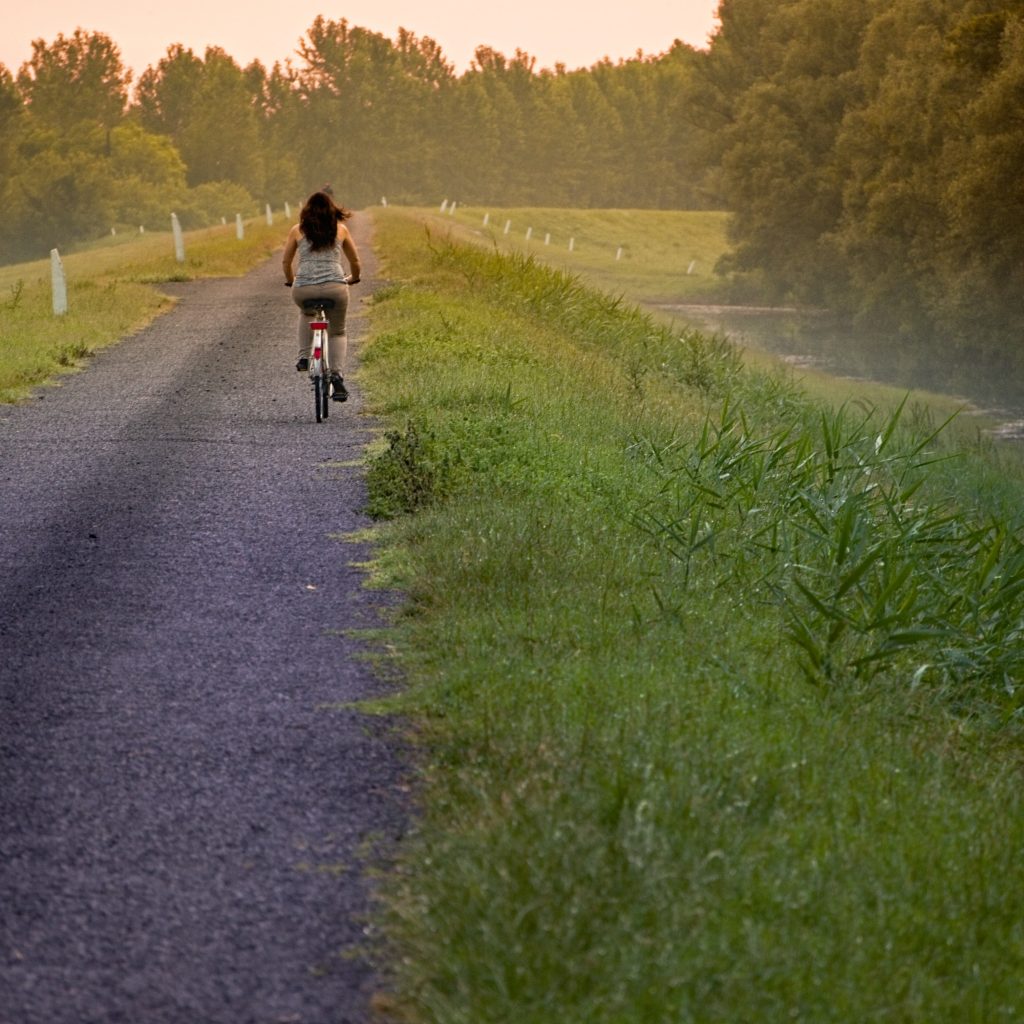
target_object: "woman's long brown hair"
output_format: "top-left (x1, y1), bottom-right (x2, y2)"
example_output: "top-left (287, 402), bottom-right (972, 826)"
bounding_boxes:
top-left (299, 191), bottom-right (351, 250)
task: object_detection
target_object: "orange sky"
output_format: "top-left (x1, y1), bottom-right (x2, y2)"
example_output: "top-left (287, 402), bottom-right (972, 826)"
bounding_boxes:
top-left (1, 1), bottom-right (720, 80)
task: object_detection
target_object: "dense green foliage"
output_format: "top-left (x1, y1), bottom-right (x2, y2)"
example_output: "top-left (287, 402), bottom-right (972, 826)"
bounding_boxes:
top-left (0, 30), bottom-right (267, 263)
top-left (362, 208), bottom-right (1024, 1024)
top-left (697, 0), bottom-right (1024, 344)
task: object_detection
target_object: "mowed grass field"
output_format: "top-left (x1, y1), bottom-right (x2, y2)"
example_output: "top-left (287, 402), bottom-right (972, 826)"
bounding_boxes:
top-left (0, 218), bottom-right (286, 402)
top-left (359, 207), bottom-right (1024, 1023)
top-left (406, 204), bottom-right (735, 304)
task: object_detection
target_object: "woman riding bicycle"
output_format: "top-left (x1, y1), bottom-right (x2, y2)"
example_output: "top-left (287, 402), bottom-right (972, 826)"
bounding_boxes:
top-left (282, 190), bottom-right (362, 401)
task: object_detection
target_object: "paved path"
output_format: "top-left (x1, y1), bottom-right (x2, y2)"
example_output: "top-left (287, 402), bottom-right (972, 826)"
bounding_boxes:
top-left (0, 216), bottom-right (408, 1023)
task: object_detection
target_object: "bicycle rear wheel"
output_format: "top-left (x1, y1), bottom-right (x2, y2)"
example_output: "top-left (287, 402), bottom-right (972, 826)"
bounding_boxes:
top-left (314, 375), bottom-right (325, 423)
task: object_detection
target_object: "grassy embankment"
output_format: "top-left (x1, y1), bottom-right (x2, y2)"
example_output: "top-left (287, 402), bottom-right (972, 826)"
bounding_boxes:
top-left (405, 204), bottom-right (985, 432)
top-left (0, 218), bottom-right (286, 402)
top-left (360, 207), bottom-right (1024, 1023)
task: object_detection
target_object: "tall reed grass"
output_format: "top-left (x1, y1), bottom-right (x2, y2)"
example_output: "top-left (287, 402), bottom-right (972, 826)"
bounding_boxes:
top-left (633, 397), bottom-right (1024, 712)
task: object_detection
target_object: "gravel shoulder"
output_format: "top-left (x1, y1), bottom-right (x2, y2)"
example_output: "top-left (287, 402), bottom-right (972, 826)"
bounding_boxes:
top-left (0, 214), bottom-right (409, 1024)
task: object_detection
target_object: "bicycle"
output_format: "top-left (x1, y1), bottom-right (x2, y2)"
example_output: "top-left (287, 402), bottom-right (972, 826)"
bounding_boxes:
top-left (301, 297), bottom-right (335, 423)
top-left (294, 277), bottom-right (353, 423)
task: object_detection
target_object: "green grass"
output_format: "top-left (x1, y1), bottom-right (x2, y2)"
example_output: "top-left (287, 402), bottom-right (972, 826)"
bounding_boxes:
top-left (360, 208), bottom-right (1024, 1023)
top-left (402, 205), bottom-right (735, 304)
top-left (0, 218), bottom-right (285, 401)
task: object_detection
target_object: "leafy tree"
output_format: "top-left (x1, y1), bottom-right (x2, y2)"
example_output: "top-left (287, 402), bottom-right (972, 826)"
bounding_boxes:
top-left (298, 18), bottom-right (401, 181)
top-left (688, 0), bottom-right (1024, 345)
top-left (525, 70), bottom-right (587, 206)
top-left (463, 47), bottom-right (534, 202)
top-left (107, 122), bottom-right (188, 227)
top-left (938, 9), bottom-right (1024, 337)
top-left (561, 69), bottom-right (625, 205)
top-left (3, 31), bottom-right (128, 258)
top-left (135, 45), bottom-right (265, 197)
top-left (705, 0), bottom-right (873, 302)
top-left (176, 180), bottom-right (258, 229)
top-left (0, 35), bottom-right (189, 260)
top-left (4, 126), bottom-right (115, 253)
top-left (829, 3), bottom-right (959, 331)
top-left (294, 18), bottom-right (455, 205)
top-left (134, 44), bottom-right (205, 138)
top-left (180, 49), bottom-right (265, 196)
top-left (16, 29), bottom-right (129, 139)
top-left (0, 67), bottom-right (27, 263)
top-left (436, 73), bottom-right (504, 201)
top-left (249, 62), bottom-right (307, 206)
top-left (0, 66), bottom-right (22, 178)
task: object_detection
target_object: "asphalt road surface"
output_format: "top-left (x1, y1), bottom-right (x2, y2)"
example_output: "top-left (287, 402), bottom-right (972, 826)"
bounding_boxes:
top-left (0, 216), bottom-right (409, 1024)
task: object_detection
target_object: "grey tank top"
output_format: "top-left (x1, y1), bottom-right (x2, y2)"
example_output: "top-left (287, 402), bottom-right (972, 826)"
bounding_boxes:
top-left (293, 236), bottom-right (345, 287)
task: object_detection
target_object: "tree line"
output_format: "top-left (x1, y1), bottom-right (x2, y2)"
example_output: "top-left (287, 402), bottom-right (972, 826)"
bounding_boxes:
top-left (3, 6), bottom-right (1023, 348)
top-left (0, 20), bottom-right (703, 265)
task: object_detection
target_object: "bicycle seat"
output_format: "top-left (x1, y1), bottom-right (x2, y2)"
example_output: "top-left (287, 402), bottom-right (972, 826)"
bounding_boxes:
top-left (301, 298), bottom-right (336, 311)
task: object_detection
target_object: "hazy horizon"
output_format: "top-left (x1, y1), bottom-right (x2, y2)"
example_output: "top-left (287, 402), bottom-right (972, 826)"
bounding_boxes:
top-left (1, 0), bottom-right (720, 79)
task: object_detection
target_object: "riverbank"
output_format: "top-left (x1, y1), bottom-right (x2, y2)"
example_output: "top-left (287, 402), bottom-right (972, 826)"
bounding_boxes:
top-left (661, 301), bottom-right (1024, 443)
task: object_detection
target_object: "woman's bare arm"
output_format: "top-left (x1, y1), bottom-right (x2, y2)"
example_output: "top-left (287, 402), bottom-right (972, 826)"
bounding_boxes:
top-left (282, 225), bottom-right (300, 284)
top-left (341, 227), bottom-right (361, 283)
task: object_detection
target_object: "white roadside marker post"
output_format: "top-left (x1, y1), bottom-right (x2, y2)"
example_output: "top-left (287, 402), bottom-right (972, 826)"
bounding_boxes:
top-left (50, 249), bottom-right (68, 316)
top-left (171, 213), bottom-right (185, 263)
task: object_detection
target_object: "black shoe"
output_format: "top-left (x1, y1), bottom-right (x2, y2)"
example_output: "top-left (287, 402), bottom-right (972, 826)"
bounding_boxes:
top-left (296, 357), bottom-right (309, 372)
top-left (330, 374), bottom-right (348, 402)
